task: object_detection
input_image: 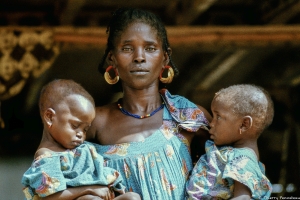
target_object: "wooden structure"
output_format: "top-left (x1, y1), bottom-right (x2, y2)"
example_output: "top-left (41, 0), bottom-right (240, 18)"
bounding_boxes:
top-left (1, 0), bottom-right (300, 197)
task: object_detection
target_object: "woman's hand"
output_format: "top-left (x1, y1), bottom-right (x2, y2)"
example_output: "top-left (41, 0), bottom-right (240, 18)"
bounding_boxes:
top-left (86, 185), bottom-right (115, 200)
top-left (39, 185), bottom-right (113, 200)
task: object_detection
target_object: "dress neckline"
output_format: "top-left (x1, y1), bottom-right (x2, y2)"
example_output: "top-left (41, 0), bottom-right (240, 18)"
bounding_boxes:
top-left (98, 105), bottom-right (167, 146)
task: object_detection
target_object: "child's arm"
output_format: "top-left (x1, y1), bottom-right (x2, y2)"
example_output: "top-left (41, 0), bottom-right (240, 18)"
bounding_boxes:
top-left (231, 180), bottom-right (251, 200)
top-left (34, 147), bottom-right (52, 158)
top-left (39, 185), bottom-right (113, 200)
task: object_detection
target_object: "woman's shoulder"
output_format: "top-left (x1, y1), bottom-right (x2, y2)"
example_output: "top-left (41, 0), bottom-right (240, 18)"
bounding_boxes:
top-left (87, 102), bottom-right (118, 140)
top-left (95, 102), bottom-right (116, 113)
top-left (160, 89), bottom-right (210, 116)
top-left (94, 102), bottom-right (119, 122)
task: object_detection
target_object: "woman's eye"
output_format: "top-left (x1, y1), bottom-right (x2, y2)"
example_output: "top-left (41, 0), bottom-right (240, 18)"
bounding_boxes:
top-left (217, 116), bottom-right (221, 120)
top-left (146, 47), bottom-right (156, 51)
top-left (122, 47), bottom-right (132, 52)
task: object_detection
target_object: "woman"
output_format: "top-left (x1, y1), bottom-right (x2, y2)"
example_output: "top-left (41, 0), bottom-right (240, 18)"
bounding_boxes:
top-left (87, 8), bottom-right (212, 200)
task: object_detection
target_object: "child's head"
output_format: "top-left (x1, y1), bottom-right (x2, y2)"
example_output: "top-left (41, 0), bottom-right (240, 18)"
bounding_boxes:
top-left (39, 79), bottom-right (95, 149)
top-left (209, 84), bottom-right (274, 146)
top-left (99, 7), bottom-right (178, 76)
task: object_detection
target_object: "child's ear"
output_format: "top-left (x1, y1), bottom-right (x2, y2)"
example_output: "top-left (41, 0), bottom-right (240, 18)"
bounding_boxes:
top-left (241, 115), bottom-right (253, 131)
top-left (44, 108), bottom-right (55, 128)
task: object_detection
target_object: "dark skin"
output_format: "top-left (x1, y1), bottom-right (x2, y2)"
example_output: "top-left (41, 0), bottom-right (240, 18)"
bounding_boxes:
top-left (34, 94), bottom-right (140, 200)
top-left (86, 21), bottom-right (212, 197)
top-left (87, 22), bottom-right (212, 146)
top-left (34, 95), bottom-right (114, 200)
top-left (209, 98), bottom-right (258, 199)
top-left (87, 21), bottom-right (252, 199)
top-left (39, 185), bottom-right (113, 200)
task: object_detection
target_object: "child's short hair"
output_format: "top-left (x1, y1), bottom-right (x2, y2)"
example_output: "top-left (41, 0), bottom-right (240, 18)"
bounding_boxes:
top-left (39, 79), bottom-right (95, 116)
top-left (214, 84), bottom-right (274, 134)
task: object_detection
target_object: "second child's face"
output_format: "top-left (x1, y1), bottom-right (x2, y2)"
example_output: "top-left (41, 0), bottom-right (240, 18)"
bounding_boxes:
top-left (209, 99), bottom-right (242, 146)
top-left (49, 95), bottom-right (95, 149)
top-left (110, 22), bottom-right (167, 89)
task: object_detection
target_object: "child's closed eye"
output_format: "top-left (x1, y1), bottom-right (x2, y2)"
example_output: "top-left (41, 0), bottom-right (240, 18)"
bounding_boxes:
top-left (71, 124), bottom-right (79, 129)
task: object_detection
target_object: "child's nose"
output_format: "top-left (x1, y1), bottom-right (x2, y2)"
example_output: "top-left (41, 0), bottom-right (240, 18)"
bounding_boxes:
top-left (76, 131), bottom-right (83, 138)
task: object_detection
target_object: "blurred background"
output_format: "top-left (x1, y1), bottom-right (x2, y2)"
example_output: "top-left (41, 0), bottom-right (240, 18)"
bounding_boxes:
top-left (0, 0), bottom-right (300, 199)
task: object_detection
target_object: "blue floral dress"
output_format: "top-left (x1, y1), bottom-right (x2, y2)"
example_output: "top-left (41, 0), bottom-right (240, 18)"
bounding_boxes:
top-left (94, 89), bottom-right (210, 200)
top-left (21, 141), bottom-right (125, 200)
top-left (186, 140), bottom-right (272, 199)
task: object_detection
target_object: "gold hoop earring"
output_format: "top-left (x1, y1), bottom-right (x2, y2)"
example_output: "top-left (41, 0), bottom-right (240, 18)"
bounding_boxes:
top-left (159, 66), bottom-right (174, 83)
top-left (104, 66), bottom-right (119, 84)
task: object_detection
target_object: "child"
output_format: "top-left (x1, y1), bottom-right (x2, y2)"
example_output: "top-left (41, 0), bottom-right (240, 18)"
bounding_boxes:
top-left (186, 84), bottom-right (274, 200)
top-left (21, 79), bottom-right (140, 200)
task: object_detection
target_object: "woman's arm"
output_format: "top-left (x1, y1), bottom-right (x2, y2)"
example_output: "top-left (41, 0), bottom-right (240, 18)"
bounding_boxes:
top-left (231, 180), bottom-right (251, 200)
top-left (40, 185), bottom-right (113, 200)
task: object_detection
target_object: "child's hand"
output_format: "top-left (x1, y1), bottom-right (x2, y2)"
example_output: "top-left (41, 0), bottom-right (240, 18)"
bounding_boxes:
top-left (87, 185), bottom-right (114, 200)
top-left (75, 195), bottom-right (103, 200)
top-left (36, 185), bottom-right (113, 200)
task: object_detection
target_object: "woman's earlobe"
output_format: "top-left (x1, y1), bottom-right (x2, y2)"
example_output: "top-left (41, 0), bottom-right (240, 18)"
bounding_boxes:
top-left (107, 52), bottom-right (114, 62)
top-left (167, 47), bottom-right (172, 56)
top-left (164, 48), bottom-right (172, 65)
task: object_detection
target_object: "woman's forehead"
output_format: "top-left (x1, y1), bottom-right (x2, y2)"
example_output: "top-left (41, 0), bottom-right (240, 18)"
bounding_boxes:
top-left (124, 22), bottom-right (157, 35)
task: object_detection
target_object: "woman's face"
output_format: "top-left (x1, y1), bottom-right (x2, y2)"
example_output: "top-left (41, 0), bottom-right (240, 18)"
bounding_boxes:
top-left (109, 22), bottom-right (168, 89)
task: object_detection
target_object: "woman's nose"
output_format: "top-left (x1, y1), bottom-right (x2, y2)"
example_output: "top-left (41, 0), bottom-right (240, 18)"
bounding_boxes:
top-left (133, 48), bottom-right (145, 63)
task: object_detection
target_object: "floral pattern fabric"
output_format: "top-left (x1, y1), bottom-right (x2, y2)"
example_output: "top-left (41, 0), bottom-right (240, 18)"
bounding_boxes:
top-left (186, 140), bottom-right (272, 200)
top-left (94, 89), bottom-right (210, 200)
top-left (21, 141), bottom-right (125, 200)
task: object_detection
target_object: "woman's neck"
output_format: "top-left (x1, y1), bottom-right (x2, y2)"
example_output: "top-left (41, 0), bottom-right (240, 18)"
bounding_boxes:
top-left (121, 86), bottom-right (163, 113)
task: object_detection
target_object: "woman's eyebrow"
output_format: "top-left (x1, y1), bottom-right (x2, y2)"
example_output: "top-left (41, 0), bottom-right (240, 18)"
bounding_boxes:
top-left (122, 39), bottom-right (132, 43)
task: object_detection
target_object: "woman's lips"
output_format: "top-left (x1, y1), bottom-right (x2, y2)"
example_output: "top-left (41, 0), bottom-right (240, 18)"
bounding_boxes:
top-left (130, 70), bottom-right (149, 75)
